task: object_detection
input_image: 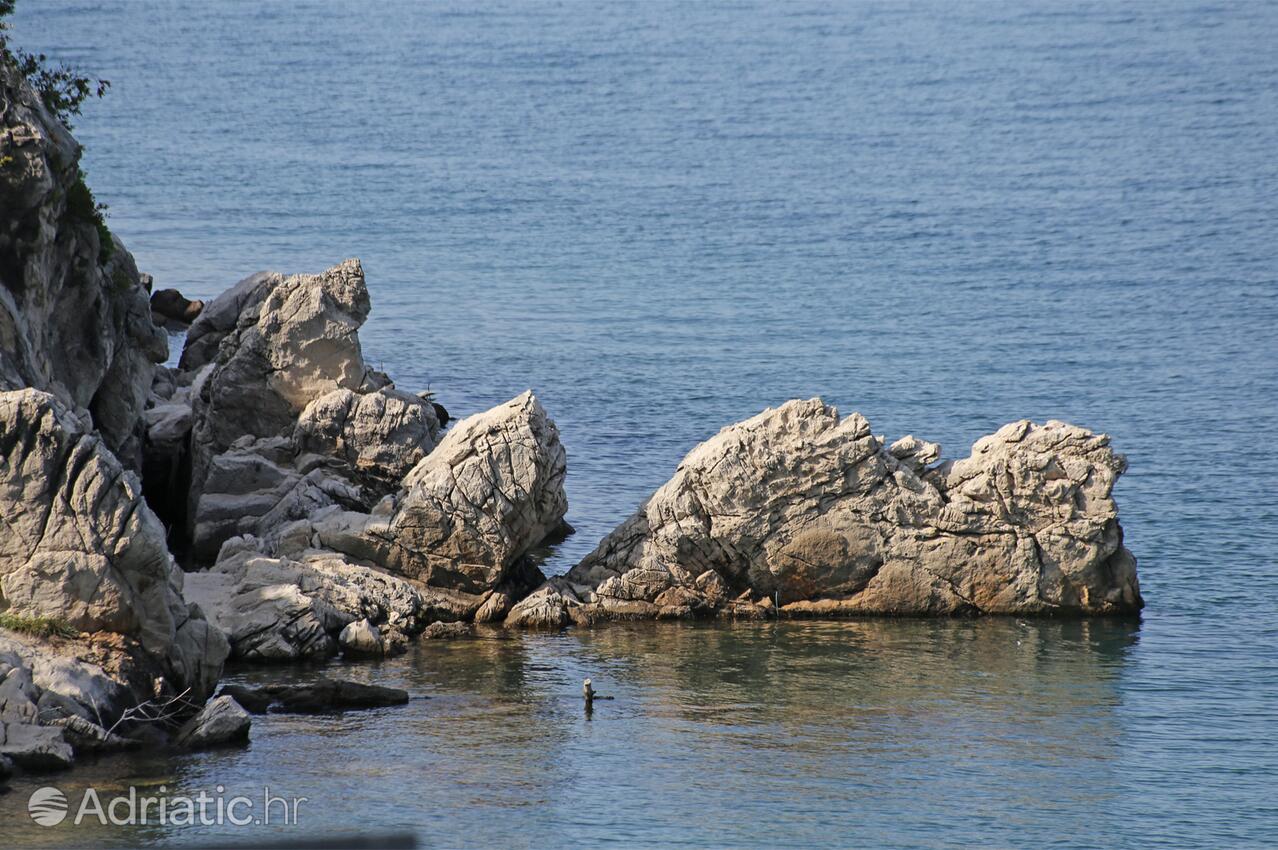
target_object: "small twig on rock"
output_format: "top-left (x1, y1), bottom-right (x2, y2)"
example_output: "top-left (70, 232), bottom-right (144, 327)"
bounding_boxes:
top-left (105, 687), bottom-right (196, 737)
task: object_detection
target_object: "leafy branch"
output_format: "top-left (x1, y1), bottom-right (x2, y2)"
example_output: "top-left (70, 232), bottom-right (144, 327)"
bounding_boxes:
top-left (1, 0), bottom-right (110, 128)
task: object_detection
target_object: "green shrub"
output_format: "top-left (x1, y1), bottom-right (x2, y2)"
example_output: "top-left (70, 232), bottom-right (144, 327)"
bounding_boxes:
top-left (66, 169), bottom-right (114, 262)
top-left (3, 2), bottom-right (114, 262)
top-left (1, 1), bottom-right (109, 129)
top-left (0, 611), bottom-right (79, 639)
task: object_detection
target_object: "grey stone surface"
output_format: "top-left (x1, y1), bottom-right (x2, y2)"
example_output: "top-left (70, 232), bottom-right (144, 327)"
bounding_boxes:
top-left (508, 399), bottom-right (1142, 627)
top-left (173, 695), bottom-right (251, 750)
top-left (0, 390), bottom-right (229, 704)
top-left (0, 61), bottom-right (166, 471)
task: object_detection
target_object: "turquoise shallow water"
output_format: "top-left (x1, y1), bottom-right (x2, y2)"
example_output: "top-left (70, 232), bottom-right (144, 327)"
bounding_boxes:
top-left (4, 1), bottom-right (1278, 847)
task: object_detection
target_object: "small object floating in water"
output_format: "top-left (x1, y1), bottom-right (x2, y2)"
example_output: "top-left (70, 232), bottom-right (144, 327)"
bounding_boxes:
top-left (583, 678), bottom-right (614, 703)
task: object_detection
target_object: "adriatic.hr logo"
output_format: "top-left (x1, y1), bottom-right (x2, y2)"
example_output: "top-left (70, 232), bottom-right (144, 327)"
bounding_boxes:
top-left (24, 784), bottom-right (306, 827)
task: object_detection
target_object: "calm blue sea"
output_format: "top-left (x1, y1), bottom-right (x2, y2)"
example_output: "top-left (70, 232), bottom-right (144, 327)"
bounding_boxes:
top-left (5, 2), bottom-right (1278, 847)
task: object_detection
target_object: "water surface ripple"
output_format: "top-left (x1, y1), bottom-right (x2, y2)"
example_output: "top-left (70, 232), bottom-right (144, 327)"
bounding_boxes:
top-left (4, 1), bottom-right (1277, 847)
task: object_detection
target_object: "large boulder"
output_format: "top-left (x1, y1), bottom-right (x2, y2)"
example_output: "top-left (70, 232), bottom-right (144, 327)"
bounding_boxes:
top-left (508, 399), bottom-right (1141, 627)
top-left (180, 259), bottom-right (445, 563)
top-left (327, 391), bottom-right (568, 594)
top-left (173, 695), bottom-right (250, 750)
top-left (190, 258), bottom-right (373, 461)
top-left (294, 387), bottom-right (440, 488)
top-left (0, 57), bottom-right (166, 472)
top-left (185, 390), bottom-right (569, 656)
top-left (185, 536), bottom-right (436, 662)
top-left (0, 390), bottom-right (228, 721)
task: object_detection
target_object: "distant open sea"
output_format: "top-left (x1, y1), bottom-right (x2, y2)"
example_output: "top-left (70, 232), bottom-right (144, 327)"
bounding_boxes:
top-left (5, 2), bottom-right (1277, 847)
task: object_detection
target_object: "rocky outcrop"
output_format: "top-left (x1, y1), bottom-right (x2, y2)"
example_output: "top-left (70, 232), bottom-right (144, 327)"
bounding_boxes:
top-left (184, 538), bottom-right (433, 662)
top-left (308, 391), bottom-right (568, 596)
top-left (508, 399), bottom-right (1141, 627)
top-left (0, 57), bottom-right (166, 472)
top-left (0, 390), bottom-right (229, 698)
top-left (162, 260), bottom-right (568, 657)
top-left (0, 389), bottom-right (228, 775)
top-left (173, 695), bottom-right (250, 750)
top-left (176, 259), bottom-right (445, 563)
top-left (0, 57), bottom-right (237, 778)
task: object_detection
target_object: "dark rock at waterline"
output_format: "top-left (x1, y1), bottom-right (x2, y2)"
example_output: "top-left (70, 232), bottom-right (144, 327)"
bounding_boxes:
top-left (0, 753), bottom-right (13, 786)
top-left (150, 288), bottom-right (205, 325)
top-left (431, 400), bottom-right (450, 427)
top-left (174, 695), bottom-right (252, 750)
top-left (220, 679), bottom-right (410, 714)
top-left (421, 621), bottom-right (473, 640)
top-left (266, 680), bottom-right (410, 713)
top-left (0, 722), bottom-right (74, 771)
top-left (217, 685), bottom-right (273, 715)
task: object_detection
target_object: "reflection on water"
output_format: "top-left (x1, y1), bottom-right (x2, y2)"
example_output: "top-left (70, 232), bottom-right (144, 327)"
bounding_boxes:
top-left (1, 620), bottom-right (1140, 848)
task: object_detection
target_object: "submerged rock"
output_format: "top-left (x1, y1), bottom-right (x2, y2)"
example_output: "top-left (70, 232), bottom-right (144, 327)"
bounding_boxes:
top-left (508, 399), bottom-right (1141, 627)
top-left (421, 621), bottom-right (473, 640)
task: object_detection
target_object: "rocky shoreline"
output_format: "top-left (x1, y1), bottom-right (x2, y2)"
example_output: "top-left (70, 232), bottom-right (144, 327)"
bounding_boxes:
top-left (0, 56), bottom-right (1141, 781)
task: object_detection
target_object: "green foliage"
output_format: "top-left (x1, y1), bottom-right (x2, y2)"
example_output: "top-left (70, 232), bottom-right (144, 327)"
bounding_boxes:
top-left (0, 611), bottom-right (79, 639)
top-left (1, 0), bottom-right (110, 128)
top-left (3, 2), bottom-right (113, 261)
top-left (66, 168), bottom-right (114, 262)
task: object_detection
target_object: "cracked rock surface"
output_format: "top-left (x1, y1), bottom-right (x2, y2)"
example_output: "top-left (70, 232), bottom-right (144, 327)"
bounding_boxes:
top-left (0, 389), bottom-right (228, 699)
top-left (167, 262), bottom-right (568, 657)
top-left (1, 59), bottom-right (165, 471)
top-left (508, 398), bottom-right (1141, 627)
top-left (159, 260), bottom-right (461, 566)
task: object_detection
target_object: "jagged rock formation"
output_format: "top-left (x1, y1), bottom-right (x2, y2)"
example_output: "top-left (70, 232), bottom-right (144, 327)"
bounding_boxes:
top-left (185, 539), bottom-right (432, 662)
top-left (508, 399), bottom-right (1142, 627)
top-left (184, 391), bottom-right (568, 660)
top-left (307, 392), bottom-right (569, 596)
top-left (0, 390), bottom-right (228, 699)
top-left (157, 259), bottom-right (568, 660)
top-left (1, 56), bottom-right (228, 775)
top-left (0, 57), bottom-right (165, 472)
top-left (170, 260), bottom-right (444, 563)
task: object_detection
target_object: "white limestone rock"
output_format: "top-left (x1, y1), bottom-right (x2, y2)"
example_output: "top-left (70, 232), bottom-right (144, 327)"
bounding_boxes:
top-left (0, 60), bottom-right (166, 471)
top-left (0, 390), bottom-right (229, 704)
top-left (509, 399), bottom-right (1141, 627)
top-left (359, 391), bottom-right (568, 594)
top-left (295, 387), bottom-right (441, 487)
top-left (186, 538), bottom-right (434, 662)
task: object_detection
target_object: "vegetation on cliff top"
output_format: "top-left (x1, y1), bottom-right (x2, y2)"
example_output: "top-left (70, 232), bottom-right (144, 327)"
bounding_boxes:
top-left (1, 0), bottom-right (109, 128)
top-left (2, 0), bottom-right (114, 261)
